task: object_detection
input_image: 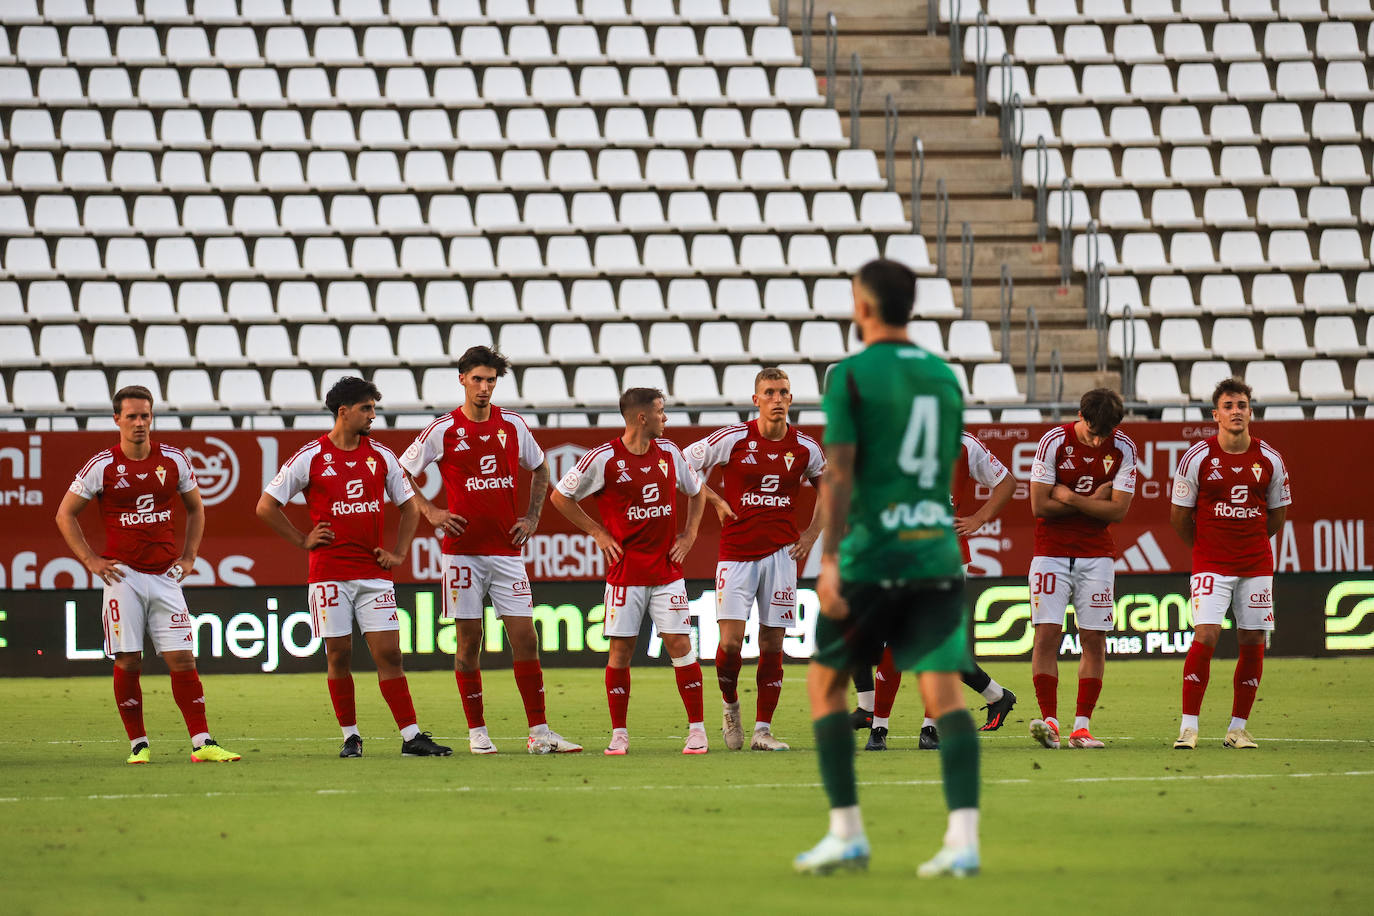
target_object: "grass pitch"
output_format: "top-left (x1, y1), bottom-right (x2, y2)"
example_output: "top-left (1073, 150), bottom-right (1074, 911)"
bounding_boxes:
top-left (2, 658), bottom-right (1371, 916)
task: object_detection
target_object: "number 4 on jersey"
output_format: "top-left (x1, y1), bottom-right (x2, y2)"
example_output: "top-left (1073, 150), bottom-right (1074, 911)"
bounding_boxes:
top-left (897, 396), bottom-right (940, 487)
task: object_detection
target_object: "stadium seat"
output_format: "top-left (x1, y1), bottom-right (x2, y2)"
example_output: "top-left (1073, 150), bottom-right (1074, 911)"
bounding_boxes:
top-left (1244, 360), bottom-right (1299, 402)
top-left (1135, 362), bottom-right (1188, 404)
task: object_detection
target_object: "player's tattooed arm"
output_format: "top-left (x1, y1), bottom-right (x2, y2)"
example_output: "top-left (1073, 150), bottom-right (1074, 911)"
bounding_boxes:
top-left (54, 490), bottom-right (126, 584)
top-left (816, 444), bottom-right (855, 620)
top-left (509, 461), bottom-right (550, 547)
top-left (404, 472), bottom-right (468, 536)
top-left (176, 487), bottom-right (205, 580)
top-left (1169, 504), bottom-right (1196, 546)
top-left (376, 495), bottom-right (419, 569)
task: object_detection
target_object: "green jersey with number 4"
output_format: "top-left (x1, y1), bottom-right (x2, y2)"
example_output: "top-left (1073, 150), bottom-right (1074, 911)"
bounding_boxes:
top-left (821, 340), bottom-right (965, 583)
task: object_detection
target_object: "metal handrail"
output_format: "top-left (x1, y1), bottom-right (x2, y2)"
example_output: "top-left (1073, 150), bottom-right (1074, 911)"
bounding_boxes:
top-left (998, 52), bottom-right (1012, 153)
top-left (950, 0), bottom-right (963, 74)
top-left (1122, 302), bottom-right (1138, 400)
top-left (1026, 304), bottom-right (1040, 402)
top-left (801, 0), bottom-right (815, 68)
top-left (975, 11), bottom-right (989, 117)
top-left (824, 12), bottom-right (838, 108)
top-left (1049, 350), bottom-right (1064, 421)
top-left (1009, 92), bottom-right (1024, 198)
top-left (999, 263), bottom-right (1012, 363)
top-left (1033, 135), bottom-right (1048, 237)
top-left (961, 222), bottom-right (974, 319)
top-left (1056, 177), bottom-right (1072, 271)
top-left (928, 0), bottom-right (938, 35)
top-left (884, 94), bottom-right (898, 192)
top-left (779, 0), bottom-right (789, 27)
top-left (849, 52), bottom-right (862, 149)
top-left (911, 136), bottom-right (925, 234)
top-left (936, 177), bottom-right (949, 278)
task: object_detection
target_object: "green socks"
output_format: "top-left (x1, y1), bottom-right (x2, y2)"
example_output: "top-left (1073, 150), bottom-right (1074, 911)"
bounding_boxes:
top-left (936, 709), bottom-right (980, 811)
top-left (813, 711), bottom-right (858, 809)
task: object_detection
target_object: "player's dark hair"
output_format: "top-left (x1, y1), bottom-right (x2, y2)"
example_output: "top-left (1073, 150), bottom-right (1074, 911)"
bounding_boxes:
top-left (754, 367), bottom-right (789, 390)
top-left (112, 385), bottom-right (154, 415)
top-left (855, 259), bottom-right (918, 327)
top-left (1079, 388), bottom-right (1124, 436)
top-left (1211, 377), bottom-right (1253, 409)
top-left (458, 345), bottom-right (510, 376)
top-left (619, 387), bottom-right (663, 417)
top-left (325, 376), bottom-right (381, 417)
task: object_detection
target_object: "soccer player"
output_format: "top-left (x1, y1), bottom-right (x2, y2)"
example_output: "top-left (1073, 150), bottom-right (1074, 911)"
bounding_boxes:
top-left (256, 377), bottom-right (451, 759)
top-left (55, 385), bottom-right (240, 764)
top-left (398, 346), bottom-right (581, 755)
top-left (794, 260), bottom-right (981, 878)
top-left (551, 387), bottom-right (708, 756)
top-left (865, 432), bottom-right (1019, 751)
top-left (1026, 388), bottom-right (1137, 750)
top-left (1169, 378), bottom-right (1290, 750)
top-left (686, 367), bottom-right (825, 752)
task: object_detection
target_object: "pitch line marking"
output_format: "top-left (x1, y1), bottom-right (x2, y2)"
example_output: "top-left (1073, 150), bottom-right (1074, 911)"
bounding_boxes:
top-left (3, 770), bottom-right (1372, 805)
top-left (7, 734), bottom-right (1371, 746)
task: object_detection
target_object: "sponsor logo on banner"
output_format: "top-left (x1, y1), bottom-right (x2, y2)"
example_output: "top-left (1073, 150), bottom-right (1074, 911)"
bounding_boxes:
top-left (182, 437), bottom-right (239, 506)
top-left (1324, 580), bottom-right (1374, 651)
top-left (0, 435), bottom-right (45, 507)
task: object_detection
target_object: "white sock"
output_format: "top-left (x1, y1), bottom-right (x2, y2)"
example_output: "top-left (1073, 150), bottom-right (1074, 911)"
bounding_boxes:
top-left (857, 691), bottom-right (875, 712)
top-left (341, 725), bottom-right (360, 740)
top-left (872, 716), bottom-right (890, 730)
top-left (943, 808), bottom-right (980, 849)
top-left (130, 736), bottom-right (148, 751)
top-left (1180, 714), bottom-right (1199, 732)
top-left (191, 731), bottom-right (211, 748)
top-left (1073, 716), bottom-right (1090, 732)
top-left (754, 721), bottom-right (770, 733)
top-left (688, 721), bottom-right (705, 732)
top-left (400, 724), bottom-right (420, 741)
top-left (1228, 716), bottom-right (1248, 732)
top-left (612, 727), bottom-right (629, 739)
top-left (469, 725), bottom-right (488, 739)
top-left (530, 723), bottom-right (550, 738)
top-left (829, 805), bottom-right (864, 840)
top-left (922, 717), bottom-right (937, 729)
top-left (981, 680), bottom-right (1004, 703)
top-left (724, 698), bottom-right (740, 711)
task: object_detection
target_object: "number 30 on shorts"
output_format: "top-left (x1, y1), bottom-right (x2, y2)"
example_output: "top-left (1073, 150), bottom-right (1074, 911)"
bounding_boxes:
top-left (1031, 571), bottom-right (1058, 595)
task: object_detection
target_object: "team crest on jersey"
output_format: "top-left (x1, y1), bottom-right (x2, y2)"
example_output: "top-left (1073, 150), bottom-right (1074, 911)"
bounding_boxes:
top-left (497, 429), bottom-right (508, 448)
top-left (658, 458), bottom-right (669, 478)
top-left (783, 451), bottom-right (795, 470)
top-left (366, 456), bottom-right (378, 475)
top-left (748, 441), bottom-right (758, 450)
top-left (155, 465), bottom-right (167, 485)
top-left (457, 427), bottom-right (467, 437)
top-left (323, 453), bottom-right (333, 463)
top-left (617, 459), bottom-right (626, 469)
top-left (1102, 455), bottom-right (1114, 474)
top-left (320, 465), bottom-right (337, 477)
top-left (1211, 457), bottom-right (1221, 467)
top-left (117, 464), bottom-right (127, 474)
top-left (1251, 462), bottom-right (1262, 481)
top-left (1065, 446), bottom-right (1074, 456)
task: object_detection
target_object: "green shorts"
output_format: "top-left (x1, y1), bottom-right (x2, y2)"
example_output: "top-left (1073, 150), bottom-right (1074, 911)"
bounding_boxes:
top-left (812, 578), bottom-right (972, 675)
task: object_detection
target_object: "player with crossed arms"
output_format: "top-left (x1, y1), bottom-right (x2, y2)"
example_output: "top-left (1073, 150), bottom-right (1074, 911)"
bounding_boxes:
top-left (55, 385), bottom-right (240, 764)
top-left (1170, 378), bottom-right (1290, 750)
top-left (257, 377), bottom-right (451, 758)
top-left (400, 346), bottom-right (581, 755)
top-left (686, 367), bottom-right (825, 752)
top-left (551, 387), bottom-right (708, 756)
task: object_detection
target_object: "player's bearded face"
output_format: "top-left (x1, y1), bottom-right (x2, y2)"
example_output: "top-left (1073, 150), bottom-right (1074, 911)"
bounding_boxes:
top-left (341, 401), bottom-right (375, 434)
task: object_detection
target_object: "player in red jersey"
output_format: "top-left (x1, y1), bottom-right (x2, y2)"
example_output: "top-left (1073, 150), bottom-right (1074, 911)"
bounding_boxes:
top-left (862, 431), bottom-right (1020, 751)
top-left (1027, 388), bottom-right (1137, 750)
top-left (399, 347), bottom-right (581, 756)
top-left (551, 387), bottom-right (707, 756)
top-left (256, 377), bottom-right (451, 759)
top-left (1169, 378), bottom-right (1290, 750)
top-left (55, 385), bottom-right (240, 765)
top-left (686, 367), bottom-right (826, 752)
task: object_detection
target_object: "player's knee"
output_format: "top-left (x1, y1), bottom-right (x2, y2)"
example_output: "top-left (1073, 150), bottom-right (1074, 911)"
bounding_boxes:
top-left (758, 626), bottom-right (785, 654)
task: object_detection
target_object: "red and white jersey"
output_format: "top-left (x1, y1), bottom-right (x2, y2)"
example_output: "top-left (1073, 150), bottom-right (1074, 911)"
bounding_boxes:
top-left (686, 420), bottom-right (825, 562)
top-left (264, 435), bottom-right (414, 583)
top-left (1030, 423), bottom-right (1138, 559)
top-left (951, 433), bottom-right (1011, 564)
top-left (69, 443), bottom-right (197, 574)
top-left (1172, 435), bottom-right (1290, 577)
top-left (399, 406), bottom-right (542, 557)
top-left (555, 437), bottom-right (702, 587)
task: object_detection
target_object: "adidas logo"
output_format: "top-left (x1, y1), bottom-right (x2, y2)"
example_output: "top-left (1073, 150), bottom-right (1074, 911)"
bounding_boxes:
top-left (1184, 673), bottom-right (1202, 683)
top-left (464, 691), bottom-right (482, 699)
top-left (321, 466), bottom-right (338, 477)
top-left (193, 697), bottom-right (205, 704)
top-left (1241, 678), bottom-right (1260, 688)
top-left (1207, 469), bottom-right (1223, 480)
top-left (616, 471), bottom-right (632, 482)
top-left (741, 455), bottom-right (757, 464)
top-left (118, 698), bottom-right (140, 707)
top-left (608, 687), bottom-right (627, 695)
top-left (1113, 530), bottom-right (1173, 573)
top-left (1059, 459), bottom-right (1075, 470)
top-left (115, 478), bottom-right (130, 489)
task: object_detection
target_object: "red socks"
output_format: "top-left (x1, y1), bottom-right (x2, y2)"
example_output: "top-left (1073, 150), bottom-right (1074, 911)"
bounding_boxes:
top-left (378, 675), bottom-right (417, 731)
top-left (169, 669), bottom-right (209, 738)
top-left (455, 670), bottom-right (485, 728)
top-left (1181, 641), bottom-right (1214, 716)
top-left (715, 647), bottom-right (742, 704)
top-left (674, 661), bottom-right (705, 723)
top-left (112, 666), bottom-right (145, 740)
top-left (1033, 673), bottom-right (1058, 721)
top-left (327, 676), bottom-right (357, 728)
top-left (513, 659), bottom-right (547, 728)
top-left (605, 666), bottom-right (631, 730)
top-left (1233, 643), bottom-right (1264, 720)
top-left (755, 651), bottom-right (784, 724)
top-left (1076, 677), bottom-right (1103, 720)
top-left (874, 647), bottom-right (901, 719)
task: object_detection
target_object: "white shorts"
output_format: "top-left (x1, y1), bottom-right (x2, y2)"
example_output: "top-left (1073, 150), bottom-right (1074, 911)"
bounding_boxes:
top-left (442, 554), bottom-right (534, 620)
top-left (308, 579), bottom-right (400, 639)
top-left (1190, 573), bottom-right (1275, 631)
top-left (603, 579), bottom-right (692, 639)
top-left (715, 547), bottom-right (798, 628)
top-left (1029, 556), bottom-right (1117, 631)
top-left (102, 566), bottom-right (195, 657)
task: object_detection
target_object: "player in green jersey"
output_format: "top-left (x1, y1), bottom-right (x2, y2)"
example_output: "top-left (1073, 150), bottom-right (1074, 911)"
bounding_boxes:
top-left (793, 260), bottom-right (981, 879)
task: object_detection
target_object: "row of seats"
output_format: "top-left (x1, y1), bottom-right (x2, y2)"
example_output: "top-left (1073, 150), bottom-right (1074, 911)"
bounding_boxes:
top-left (1110, 314), bottom-right (1374, 359)
top-left (0, 190), bottom-right (912, 236)
top-left (993, 60), bottom-right (1374, 105)
top-left (2, 23), bottom-right (802, 67)
top-left (1051, 186), bottom-right (1374, 230)
top-left (1074, 227), bottom-right (1371, 272)
top-left (2, 147), bottom-right (885, 191)
top-left (1132, 356), bottom-right (1374, 403)
top-left (1032, 144), bottom-right (1372, 189)
top-left (0, 275), bottom-right (963, 322)
top-left (1, 65), bottom-right (827, 108)
top-left (1020, 102), bottom-right (1374, 147)
top-left (2, 105), bottom-right (850, 149)
top-left (970, 20), bottom-right (1373, 64)
top-left (0, 231), bottom-right (934, 278)
top-left (1099, 271), bottom-right (1374, 316)
top-left (0, 0), bottom-right (781, 28)
top-left (0, 318), bottom-right (1006, 368)
top-left (942, 0), bottom-right (1374, 25)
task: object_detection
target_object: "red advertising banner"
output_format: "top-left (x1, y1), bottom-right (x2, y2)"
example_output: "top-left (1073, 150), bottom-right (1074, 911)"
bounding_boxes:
top-left (2, 420), bottom-right (1371, 589)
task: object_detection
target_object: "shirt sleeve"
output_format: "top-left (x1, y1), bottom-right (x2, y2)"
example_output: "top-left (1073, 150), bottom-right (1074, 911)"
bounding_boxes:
top-left (1171, 448), bottom-right (1202, 508)
top-left (1112, 435), bottom-right (1138, 495)
top-left (966, 438), bottom-right (1008, 488)
top-left (68, 455), bottom-right (108, 500)
top-left (671, 444), bottom-right (703, 496)
top-left (1029, 430), bottom-right (1059, 485)
top-left (398, 419), bottom-right (447, 478)
top-left (1266, 450), bottom-right (1291, 509)
top-left (821, 363), bottom-right (856, 446)
top-left (171, 451), bottom-right (199, 494)
top-left (555, 448), bottom-right (606, 500)
top-left (686, 429), bottom-right (737, 474)
top-left (264, 449), bottom-right (313, 504)
top-left (382, 449), bottom-right (415, 506)
top-left (514, 416), bottom-right (545, 471)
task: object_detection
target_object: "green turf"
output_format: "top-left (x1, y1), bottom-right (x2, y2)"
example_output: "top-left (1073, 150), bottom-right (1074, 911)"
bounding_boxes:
top-left (2, 658), bottom-right (1370, 915)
